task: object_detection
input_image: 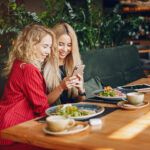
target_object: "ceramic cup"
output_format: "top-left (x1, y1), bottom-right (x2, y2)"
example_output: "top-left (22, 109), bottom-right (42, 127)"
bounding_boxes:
top-left (46, 115), bottom-right (75, 132)
top-left (126, 92), bottom-right (144, 105)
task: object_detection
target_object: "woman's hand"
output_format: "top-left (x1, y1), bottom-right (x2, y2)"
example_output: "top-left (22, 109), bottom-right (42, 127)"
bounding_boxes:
top-left (72, 74), bottom-right (85, 94)
top-left (60, 76), bottom-right (79, 90)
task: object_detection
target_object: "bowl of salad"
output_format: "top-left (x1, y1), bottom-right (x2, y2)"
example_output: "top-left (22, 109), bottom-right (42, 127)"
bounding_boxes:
top-left (94, 86), bottom-right (126, 100)
top-left (46, 103), bottom-right (105, 120)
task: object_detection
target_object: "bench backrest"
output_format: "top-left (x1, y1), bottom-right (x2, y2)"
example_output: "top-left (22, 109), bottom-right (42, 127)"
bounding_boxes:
top-left (81, 45), bottom-right (145, 88)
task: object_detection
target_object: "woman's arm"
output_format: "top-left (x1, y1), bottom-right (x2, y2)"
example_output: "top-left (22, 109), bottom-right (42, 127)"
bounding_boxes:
top-left (24, 65), bottom-right (49, 116)
top-left (47, 76), bottom-right (78, 104)
top-left (47, 84), bottom-right (63, 105)
top-left (76, 92), bottom-right (86, 101)
top-left (72, 74), bottom-right (86, 101)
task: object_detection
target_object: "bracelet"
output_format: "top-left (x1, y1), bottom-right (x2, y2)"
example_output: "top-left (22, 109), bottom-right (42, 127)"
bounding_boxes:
top-left (78, 91), bottom-right (86, 96)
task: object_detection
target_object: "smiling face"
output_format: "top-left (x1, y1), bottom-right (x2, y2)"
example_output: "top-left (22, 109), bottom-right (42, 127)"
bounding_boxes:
top-left (35, 34), bottom-right (52, 62)
top-left (58, 34), bottom-right (72, 65)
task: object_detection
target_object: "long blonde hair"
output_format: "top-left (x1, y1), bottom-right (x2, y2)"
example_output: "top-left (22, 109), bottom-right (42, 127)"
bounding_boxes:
top-left (44, 22), bottom-right (82, 93)
top-left (3, 24), bottom-right (56, 77)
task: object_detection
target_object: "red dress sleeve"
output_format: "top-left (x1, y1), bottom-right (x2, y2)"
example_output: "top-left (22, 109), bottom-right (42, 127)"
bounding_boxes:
top-left (23, 64), bottom-right (49, 116)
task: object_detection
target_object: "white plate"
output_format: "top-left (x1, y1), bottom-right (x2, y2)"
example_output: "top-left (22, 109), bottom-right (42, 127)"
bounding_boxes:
top-left (43, 122), bottom-right (89, 136)
top-left (45, 103), bottom-right (105, 120)
top-left (93, 89), bottom-right (126, 100)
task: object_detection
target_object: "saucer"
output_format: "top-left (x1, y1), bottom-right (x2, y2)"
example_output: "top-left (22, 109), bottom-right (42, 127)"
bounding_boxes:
top-left (43, 121), bottom-right (89, 136)
top-left (117, 101), bottom-right (149, 110)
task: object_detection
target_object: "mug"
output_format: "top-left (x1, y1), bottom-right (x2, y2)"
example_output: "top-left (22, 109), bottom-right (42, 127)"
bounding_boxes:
top-left (46, 115), bottom-right (75, 132)
top-left (126, 92), bottom-right (144, 105)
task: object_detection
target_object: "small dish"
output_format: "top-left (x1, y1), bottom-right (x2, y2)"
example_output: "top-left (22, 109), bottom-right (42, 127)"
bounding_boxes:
top-left (43, 121), bottom-right (89, 136)
top-left (117, 101), bottom-right (149, 110)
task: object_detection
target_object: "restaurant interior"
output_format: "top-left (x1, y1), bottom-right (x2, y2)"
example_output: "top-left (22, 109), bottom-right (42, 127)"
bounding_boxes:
top-left (0, 0), bottom-right (150, 150)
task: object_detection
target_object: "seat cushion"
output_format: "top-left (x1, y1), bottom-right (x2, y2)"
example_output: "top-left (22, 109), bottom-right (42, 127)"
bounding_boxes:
top-left (84, 77), bottom-right (103, 98)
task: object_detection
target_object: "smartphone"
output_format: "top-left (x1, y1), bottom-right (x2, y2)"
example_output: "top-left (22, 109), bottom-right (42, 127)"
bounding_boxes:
top-left (117, 84), bottom-right (150, 93)
top-left (72, 65), bottom-right (85, 76)
top-left (119, 84), bottom-right (150, 90)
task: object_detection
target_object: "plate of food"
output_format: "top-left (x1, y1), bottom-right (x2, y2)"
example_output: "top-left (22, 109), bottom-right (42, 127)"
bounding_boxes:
top-left (94, 86), bottom-right (126, 100)
top-left (45, 103), bottom-right (105, 120)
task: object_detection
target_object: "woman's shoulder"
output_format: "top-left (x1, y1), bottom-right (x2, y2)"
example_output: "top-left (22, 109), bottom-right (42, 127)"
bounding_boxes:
top-left (14, 59), bottom-right (40, 74)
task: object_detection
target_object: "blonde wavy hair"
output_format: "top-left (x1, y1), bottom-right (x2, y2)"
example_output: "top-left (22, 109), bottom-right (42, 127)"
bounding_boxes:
top-left (44, 22), bottom-right (82, 96)
top-left (3, 24), bottom-right (57, 77)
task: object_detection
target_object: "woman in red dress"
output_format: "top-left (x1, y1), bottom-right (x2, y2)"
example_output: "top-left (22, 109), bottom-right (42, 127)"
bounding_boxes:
top-left (0, 24), bottom-right (56, 150)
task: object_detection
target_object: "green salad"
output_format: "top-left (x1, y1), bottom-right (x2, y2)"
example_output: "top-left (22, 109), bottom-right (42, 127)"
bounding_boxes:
top-left (99, 90), bottom-right (116, 97)
top-left (55, 105), bottom-right (95, 117)
top-left (98, 86), bottom-right (124, 97)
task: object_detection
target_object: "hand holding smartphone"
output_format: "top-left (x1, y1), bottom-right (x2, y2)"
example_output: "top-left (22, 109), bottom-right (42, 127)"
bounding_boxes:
top-left (72, 65), bottom-right (85, 76)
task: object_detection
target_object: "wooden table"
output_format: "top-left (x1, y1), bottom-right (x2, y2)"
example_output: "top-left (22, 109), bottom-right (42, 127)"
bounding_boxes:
top-left (1, 78), bottom-right (150, 150)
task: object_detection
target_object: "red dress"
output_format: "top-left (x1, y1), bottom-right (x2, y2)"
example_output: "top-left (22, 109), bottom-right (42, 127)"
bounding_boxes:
top-left (0, 59), bottom-right (49, 145)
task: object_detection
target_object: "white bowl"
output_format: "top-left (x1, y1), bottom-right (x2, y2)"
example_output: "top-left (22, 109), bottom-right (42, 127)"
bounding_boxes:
top-left (127, 92), bottom-right (144, 105)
